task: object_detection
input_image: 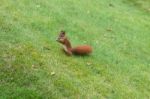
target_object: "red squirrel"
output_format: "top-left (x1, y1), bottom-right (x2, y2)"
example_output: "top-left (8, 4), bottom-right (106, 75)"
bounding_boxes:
top-left (56, 31), bottom-right (92, 55)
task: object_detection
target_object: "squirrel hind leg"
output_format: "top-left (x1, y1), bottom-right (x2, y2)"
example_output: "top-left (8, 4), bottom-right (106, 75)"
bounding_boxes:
top-left (61, 48), bottom-right (72, 56)
top-left (65, 50), bottom-right (72, 56)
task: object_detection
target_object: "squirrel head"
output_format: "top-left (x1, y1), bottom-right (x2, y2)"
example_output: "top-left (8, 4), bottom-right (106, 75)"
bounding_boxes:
top-left (56, 30), bottom-right (66, 44)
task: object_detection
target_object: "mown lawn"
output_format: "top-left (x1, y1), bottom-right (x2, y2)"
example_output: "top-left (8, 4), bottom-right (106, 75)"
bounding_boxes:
top-left (0, 0), bottom-right (150, 99)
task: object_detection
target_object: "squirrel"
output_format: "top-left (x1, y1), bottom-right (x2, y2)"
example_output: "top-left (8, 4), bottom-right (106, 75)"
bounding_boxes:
top-left (56, 31), bottom-right (92, 56)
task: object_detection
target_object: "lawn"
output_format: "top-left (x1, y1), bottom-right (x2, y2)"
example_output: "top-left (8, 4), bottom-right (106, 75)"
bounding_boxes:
top-left (0, 0), bottom-right (150, 98)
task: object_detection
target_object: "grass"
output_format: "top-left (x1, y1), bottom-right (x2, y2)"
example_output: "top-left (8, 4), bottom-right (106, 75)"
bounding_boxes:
top-left (0, 0), bottom-right (150, 98)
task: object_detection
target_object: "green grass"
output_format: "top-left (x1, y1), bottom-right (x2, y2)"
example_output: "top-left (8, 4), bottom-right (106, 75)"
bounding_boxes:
top-left (0, 0), bottom-right (150, 98)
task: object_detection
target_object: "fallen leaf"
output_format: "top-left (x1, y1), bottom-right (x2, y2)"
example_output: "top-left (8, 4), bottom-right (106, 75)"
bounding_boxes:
top-left (51, 72), bottom-right (55, 76)
top-left (87, 62), bottom-right (92, 66)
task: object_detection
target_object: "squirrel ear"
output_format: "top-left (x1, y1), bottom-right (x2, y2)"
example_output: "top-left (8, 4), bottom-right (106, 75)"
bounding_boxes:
top-left (61, 30), bottom-right (65, 35)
